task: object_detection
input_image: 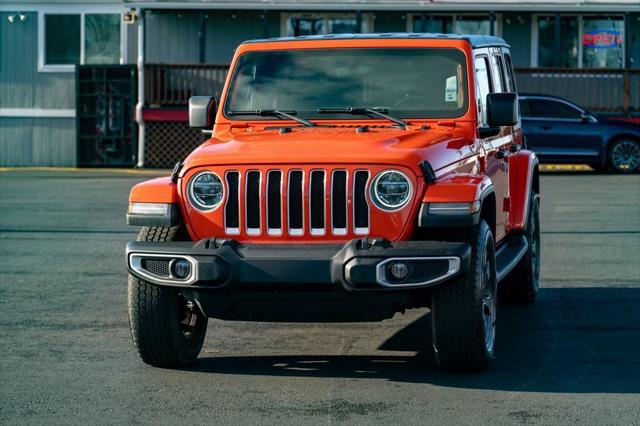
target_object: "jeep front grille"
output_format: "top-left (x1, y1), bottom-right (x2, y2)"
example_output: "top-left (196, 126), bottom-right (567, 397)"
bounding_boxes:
top-left (223, 168), bottom-right (370, 237)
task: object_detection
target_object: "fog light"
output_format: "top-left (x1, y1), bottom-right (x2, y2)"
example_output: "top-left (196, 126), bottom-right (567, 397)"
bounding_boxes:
top-left (171, 259), bottom-right (191, 280)
top-left (389, 262), bottom-right (409, 280)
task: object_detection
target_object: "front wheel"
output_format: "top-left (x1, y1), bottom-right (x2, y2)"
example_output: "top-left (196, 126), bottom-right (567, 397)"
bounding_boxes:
top-left (431, 220), bottom-right (497, 372)
top-left (609, 139), bottom-right (640, 173)
top-left (128, 226), bottom-right (207, 367)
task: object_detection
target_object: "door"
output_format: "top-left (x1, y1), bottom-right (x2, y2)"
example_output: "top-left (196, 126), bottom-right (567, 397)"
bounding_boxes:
top-left (475, 52), bottom-right (511, 243)
top-left (520, 97), bottom-right (604, 162)
top-left (76, 65), bottom-right (137, 166)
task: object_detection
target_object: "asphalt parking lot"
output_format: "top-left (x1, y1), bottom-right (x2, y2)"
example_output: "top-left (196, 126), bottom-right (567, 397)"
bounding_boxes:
top-left (1, 169), bottom-right (639, 425)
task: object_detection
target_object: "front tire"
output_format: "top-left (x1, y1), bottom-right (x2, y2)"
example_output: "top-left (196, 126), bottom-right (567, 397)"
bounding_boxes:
top-left (608, 139), bottom-right (640, 174)
top-left (128, 226), bottom-right (207, 367)
top-left (431, 220), bottom-right (497, 372)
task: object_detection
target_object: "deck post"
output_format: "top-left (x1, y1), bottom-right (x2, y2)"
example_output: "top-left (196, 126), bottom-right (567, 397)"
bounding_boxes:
top-left (136, 9), bottom-right (146, 168)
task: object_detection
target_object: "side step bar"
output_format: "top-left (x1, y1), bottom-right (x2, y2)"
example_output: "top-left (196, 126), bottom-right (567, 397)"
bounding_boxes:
top-left (495, 234), bottom-right (529, 282)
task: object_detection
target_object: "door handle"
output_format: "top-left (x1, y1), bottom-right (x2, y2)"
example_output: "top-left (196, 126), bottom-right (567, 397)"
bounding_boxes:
top-left (540, 125), bottom-right (552, 131)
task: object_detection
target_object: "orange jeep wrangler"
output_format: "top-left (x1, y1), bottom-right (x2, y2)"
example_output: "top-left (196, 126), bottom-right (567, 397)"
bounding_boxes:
top-left (126, 34), bottom-right (540, 372)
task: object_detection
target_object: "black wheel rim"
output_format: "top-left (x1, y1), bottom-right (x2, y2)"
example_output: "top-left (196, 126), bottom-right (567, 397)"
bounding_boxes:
top-left (481, 245), bottom-right (496, 354)
top-left (611, 140), bottom-right (640, 172)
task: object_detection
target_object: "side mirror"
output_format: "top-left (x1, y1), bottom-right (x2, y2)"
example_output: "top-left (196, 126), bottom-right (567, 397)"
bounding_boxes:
top-left (486, 93), bottom-right (518, 127)
top-left (189, 96), bottom-right (216, 129)
top-left (580, 113), bottom-right (594, 123)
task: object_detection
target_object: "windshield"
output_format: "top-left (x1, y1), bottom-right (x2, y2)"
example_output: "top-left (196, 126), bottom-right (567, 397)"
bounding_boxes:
top-left (224, 48), bottom-right (468, 120)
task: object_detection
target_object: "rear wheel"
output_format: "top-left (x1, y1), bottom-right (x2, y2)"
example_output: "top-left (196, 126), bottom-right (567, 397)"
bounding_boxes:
top-left (500, 193), bottom-right (541, 304)
top-left (128, 226), bottom-right (207, 367)
top-left (609, 139), bottom-right (640, 173)
top-left (431, 220), bottom-right (497, 372)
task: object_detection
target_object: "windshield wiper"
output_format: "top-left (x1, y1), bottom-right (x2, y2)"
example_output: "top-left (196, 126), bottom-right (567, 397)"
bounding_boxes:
top-left (228, 109), bottom-right (316, 127)
top-left (317, 107), bottom-right (408, 128)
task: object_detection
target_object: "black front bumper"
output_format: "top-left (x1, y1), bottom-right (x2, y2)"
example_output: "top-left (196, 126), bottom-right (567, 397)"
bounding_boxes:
top-left (126, 237), bottom-right (471, 292)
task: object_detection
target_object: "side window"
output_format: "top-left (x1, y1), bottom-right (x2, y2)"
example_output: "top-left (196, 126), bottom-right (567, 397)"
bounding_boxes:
top-left (490, 55), bottom-right (505, 93)
top-left (528, 99), bottom-right (582, 120)
top-left (492, 55), bottom-right (508, 93)
top-left (474, 56), bottom-right (493, 126)
top-left (503, 53), bottom-right (517, 92)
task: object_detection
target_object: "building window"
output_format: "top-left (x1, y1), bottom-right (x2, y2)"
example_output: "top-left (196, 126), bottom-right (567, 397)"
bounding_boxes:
top-left (537, 16), bottom-right (578, 68)
top-left (455, 16), bottom-right (492, 35)
top-left (45, 15), bottom-right (81, 65)
top-left (85, 14), bottom-right (121, 64)
top-left (409, 14), bottom-right (497, 36)
top-left (289, 17), bottom-right (324, 36)
top-left (283, 13), bottom-right (372, 36)
top-left (412, 15), bottom-right (452, 33)
top-left (535, 15), bottom-right (625, 68)
top-left (582, 17), bottom-right (624, 68)
top-left (39, 11), bottom-right (122, 72)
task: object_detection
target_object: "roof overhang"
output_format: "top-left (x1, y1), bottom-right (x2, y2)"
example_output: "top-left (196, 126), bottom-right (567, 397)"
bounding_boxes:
top-left (122, 0), bottom-right (640, 13)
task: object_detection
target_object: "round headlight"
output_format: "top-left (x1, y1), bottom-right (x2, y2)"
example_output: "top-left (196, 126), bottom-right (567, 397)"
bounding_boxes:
top-left (371, 170), bottom-right (412, 211)
top-left (188, 171), bottom-right (224, 211)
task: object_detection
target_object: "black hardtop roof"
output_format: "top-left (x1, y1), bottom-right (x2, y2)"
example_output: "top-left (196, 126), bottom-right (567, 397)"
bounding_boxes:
top-left (242, 32), bottom-right (509, 49)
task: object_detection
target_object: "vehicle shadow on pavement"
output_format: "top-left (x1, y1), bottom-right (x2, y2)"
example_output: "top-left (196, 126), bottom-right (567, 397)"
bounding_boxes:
top-left (189, 287), bottom-right (640, 393)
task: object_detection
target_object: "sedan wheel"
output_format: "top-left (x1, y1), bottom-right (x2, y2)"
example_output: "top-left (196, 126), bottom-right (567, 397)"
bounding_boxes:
top-left (610, 139), bottom-right (640, 173)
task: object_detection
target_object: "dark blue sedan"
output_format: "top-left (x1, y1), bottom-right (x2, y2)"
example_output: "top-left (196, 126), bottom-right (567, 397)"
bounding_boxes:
top-left (519, 94), bottom-right (640, 173)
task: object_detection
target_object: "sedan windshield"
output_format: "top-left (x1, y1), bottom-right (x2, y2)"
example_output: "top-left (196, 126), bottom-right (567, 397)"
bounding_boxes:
top-left (224, 48), bottom-right (468, 120)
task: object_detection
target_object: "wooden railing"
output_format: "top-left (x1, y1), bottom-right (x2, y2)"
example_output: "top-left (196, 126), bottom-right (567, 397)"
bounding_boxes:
top-left (514, 68), bottom-right (640, 114)
top-left (145, 64), bottom-right (229, 107)
top-left (144, 63), bottom-right (639, 114)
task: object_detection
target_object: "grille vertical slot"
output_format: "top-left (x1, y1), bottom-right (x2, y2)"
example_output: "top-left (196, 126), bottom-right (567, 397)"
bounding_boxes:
top-left (353, 170), bottom-right (370, 234)
top-left (331, 170), bottom-right (348, 235)
top-left (224, 171), bottom-right (240, 235)
top-left (288, 170), bottom-right (304, 236)
top-left (309, 170), bottom-right (326, 235)
top-left (246, 170), bottom-right (261, 235)
top-left (267, 170), bottom-right (282, 235)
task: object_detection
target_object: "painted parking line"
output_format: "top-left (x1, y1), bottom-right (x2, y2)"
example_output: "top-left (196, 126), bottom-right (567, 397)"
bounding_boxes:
top-left (539, 164), bottom-right (592, 172)
top-left (0, 167), bottom-right (170, 175)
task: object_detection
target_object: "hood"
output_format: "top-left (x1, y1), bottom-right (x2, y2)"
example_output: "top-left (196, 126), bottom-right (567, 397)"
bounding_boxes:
top-left (182, 123), bottom-right (475, 176)
top-left (598, 115), bottom-right (640, 129)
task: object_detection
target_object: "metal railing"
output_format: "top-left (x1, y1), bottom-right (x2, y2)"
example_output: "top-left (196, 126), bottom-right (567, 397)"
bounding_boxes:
top-left (144, 64), bottom-right (639, 114)
top-left (514, 68), bottom-right (639, 114)
top-left (145, 64), bottom-right (229, 107)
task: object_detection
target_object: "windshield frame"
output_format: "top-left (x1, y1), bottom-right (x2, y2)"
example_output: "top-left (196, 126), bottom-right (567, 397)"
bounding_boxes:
top-left (221, 46), bottom-right (471, 123)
